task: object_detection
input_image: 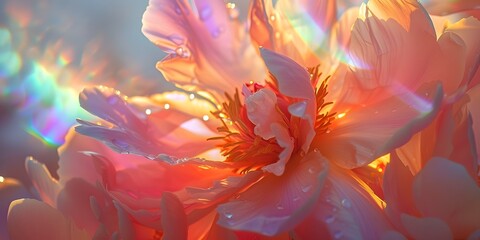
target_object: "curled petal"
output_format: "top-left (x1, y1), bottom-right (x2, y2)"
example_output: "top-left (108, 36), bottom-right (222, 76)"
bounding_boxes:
top-left (216, 151), bottom-right (328, 236)
top-left (76, 87), bottom-right (218, 160)
top-left (142, 0), bottom-right (265, 100)
top-left (260, 48), bottom-right (316, 152)
top-left (245, 88), bottom-right (285, 140)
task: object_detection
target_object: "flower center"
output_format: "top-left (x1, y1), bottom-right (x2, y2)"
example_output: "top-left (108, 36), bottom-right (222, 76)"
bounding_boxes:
top-left (210, 66), bottom-right (335, 173)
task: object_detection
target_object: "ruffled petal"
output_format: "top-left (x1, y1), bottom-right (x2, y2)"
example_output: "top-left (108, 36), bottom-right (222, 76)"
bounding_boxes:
top-left (8, 199), bottom-right (90, 240)
top-left (421, 0), bottom-right (480, 16)
top-left (412, 157), bottom-right (480, 239)
top-left (443, 17), bottom-right (480, 88)
top-left (317, 83), bottom-right (443, 168)
top-left (88, 151), bottom-right (238, 230)
top-left (296, 164), bottom-right (393, 240)
top-left (76, 86), bottom-right (218, 161)
top-left (337, 0), bottom-right (438, 105)
top-left (260, 48), bottom-right (316, 152)
top-left (216, 151), bottom-right (328, 236)
top-left (245, 88), bottom-right (286, 140)
top-left (142, 0), bottom-right (266, 100)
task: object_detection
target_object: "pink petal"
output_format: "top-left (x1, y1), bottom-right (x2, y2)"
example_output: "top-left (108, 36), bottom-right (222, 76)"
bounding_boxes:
top-left (427, 96), bottom-right (478, 179)
top-left (382, 152), bottom-right (417, 231)
top-left (337, 0), bottom-right (438, 105)
top-left (317, 83), bottom-right (443, 168)
top-left (422, 0), bottom-right (480, 15)
top-left (245, 88), bottom-right (286, 140)
top-left (161, 192), bottom-right (188, 240)
top-left (444, 17), bottom-right (480, 89)
top-left (8, 199), bottom-right (90, 240)
top-left (89, 152), bottom-right (240, 230)
top-left (76, 86), bottom-right (218, 160)
top-left (142, 0), bottom-right (265, 100)
top-left (56, 179), bottom-right (115, 236)
top-left (260, 48), bottom-right (316, 152)
top-left (468, 85), bottom-right (480, 163)
top-left (401, 214), bottom-right (453, 240)
top-left (25, 157), bottom-right (60, 206)
top-left (261, 123), bottom-right (295, 176)
top-left (412, 157), bottom-right (480, 238)
top-left (296, 165), bottom-right (394, 239)
top-left (216, 151), bottom-right (328, 236)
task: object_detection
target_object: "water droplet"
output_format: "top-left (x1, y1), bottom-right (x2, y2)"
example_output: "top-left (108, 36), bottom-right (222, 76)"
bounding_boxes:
top-left (0, 176), bottom-right (4, 183)
top-left (276, 203), bottom-right (284, 210)
top-left (175, 6), bottom-right (182, 15)
top-left (325, 215), bottom-right (335, 224)
top-left (146, 155), bottom-right (157, 160)
top-left (112, 139), bottom-right (129, 149)
top-left (313, 148), bottom-right (319, 152)
top-left (326, 128), bottom-right (331, 134)
top-left (341, 199), bottom-right (351, 208)
top-left (302, 185), bottom-right (312, 193)
top-left (199, 6), bottom-right (212, 21)
top-left (308, 167), bottom-right (315, 174)
top-left (175, 47), bottom-right (190, 58)
top-left (293, 196), bottom-right (300, 202)
top-left (145, 109), bottom-right (152, 115)
top-left (224, 212), bottom-right (233, 219)
top-left (270, 14), bottom-right (276, 21)
top-left (334, 230), bottom-right (343, 239)
top-left (107, 95), bottom-right (119, 105)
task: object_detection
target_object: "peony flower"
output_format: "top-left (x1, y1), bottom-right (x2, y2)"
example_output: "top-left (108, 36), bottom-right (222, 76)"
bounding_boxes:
top-left (7, 0), bottom-right (480, 239)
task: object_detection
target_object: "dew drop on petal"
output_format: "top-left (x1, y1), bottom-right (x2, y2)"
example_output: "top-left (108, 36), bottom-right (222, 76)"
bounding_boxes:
top-left (334, 231), bottom-right (343, 239)
top-left (224, 212), bottom-right (233, 219)
top-left (112, 139), bottom-right (129, 149)
top-left (325, 215), bottom-right (335, 224)
top-left (341, 199), bottom-right (351, 208)
top-left (276, 203), bottom-right (284, 210)
top-left (199, 6), bottom-right (212, 21)
top-left (175, 6), bottom-right (182, 15)
top-left (293, 196), bottom-right (300, 202)
top-left (107, 95), bottom-right (119, 105)
top-left (302, 185), bottom-right (312, 193)
top-left (308, 167), bottom-right (315, 174)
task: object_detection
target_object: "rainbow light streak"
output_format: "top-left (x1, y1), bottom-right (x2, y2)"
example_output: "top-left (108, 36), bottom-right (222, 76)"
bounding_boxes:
top-left (391, 82), bottom-right (435, 114)
top-left (283, 5), bottom-right (327, 51)
top-left (0, 26), bottom-right (95, 147)
top-left (281, 2), bottom-right (371, 70)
